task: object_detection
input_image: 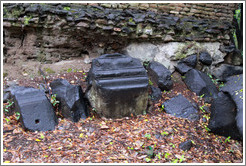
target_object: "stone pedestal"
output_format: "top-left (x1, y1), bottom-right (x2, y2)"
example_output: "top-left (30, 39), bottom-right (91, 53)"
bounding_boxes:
top-left (86, 53), bottom-right (149, 118)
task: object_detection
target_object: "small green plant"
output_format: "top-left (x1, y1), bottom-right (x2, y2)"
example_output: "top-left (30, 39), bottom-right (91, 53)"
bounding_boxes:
top-left (204, 126), bottom-right (211, 132)
top-left (67, 68), bottom-right (72, 73)
top-left (203, 114), bottom-right (210, 121)
top-left (200, 105), bottom-right (206, 112)
top-left (4, 100), bottom-right (14, 112)
top-left (199, 94), bottom-right (205, 100)
top-left (171, 155), bottom-right (185, 163)
top-left (5, 118), bottom-right (10, 123)
top-left (143, 61), bottom-right (150, 68)
top-left (145, 157), bottom-right (151, 162)
top-left (179, 155), bottom-right (185, 163)
top-left (50, 94), bottom-right (59, 106)
top-left (169, 143), bottom-right (175, 148)
top-left (40, 133), bottom-right (45, 139)
top-left (234, 8), bottom-right (241, 27)
top-left (161, 131), bottom-right (169, 136)
top-left (164, 152), bottom-right (170, 159)
top-left (63, 7), bottom-right (71, 11)
top-left (145, 133), bottom-right (151, 140)
top-left (207, 74), bottom-right (224, 88)
top-left (82, 72), bottom-right (87, 79)
top-left (24, 16), bottom-right (32, 25)
top-left (15, 112), bottom-right (20, 120)
top-left (219, 82), bottom-right (225, 89)
top-left (171, 158), bottom-right (179, 163)
top-left (225, 136), bottom-right (231, 143)
top-left (148, 79), bottom-right (153, 86)
top-left (161, 104), bottom-right (165, 111)
top-left (156, 153), bottom-right (162, 160)
top-left (191, 140), bottom-right (196, 145)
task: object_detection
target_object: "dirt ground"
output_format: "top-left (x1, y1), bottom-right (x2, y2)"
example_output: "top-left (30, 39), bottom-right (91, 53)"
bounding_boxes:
top-left (3, 56), bottom-right (93, 82)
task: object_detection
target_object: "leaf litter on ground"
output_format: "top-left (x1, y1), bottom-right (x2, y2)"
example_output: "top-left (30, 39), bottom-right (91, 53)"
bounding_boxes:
top-left (2, 71), bottom-right (243, 163)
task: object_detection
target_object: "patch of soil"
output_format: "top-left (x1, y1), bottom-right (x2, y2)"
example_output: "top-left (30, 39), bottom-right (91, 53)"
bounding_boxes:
top-left (3, 56), bottom-right (93, 82)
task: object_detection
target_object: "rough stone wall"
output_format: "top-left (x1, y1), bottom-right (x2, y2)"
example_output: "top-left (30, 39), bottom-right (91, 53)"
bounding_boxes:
top-left (3, 3), bottom-right (238, 63)
top-left (92, 3), bottom-right (237, 21)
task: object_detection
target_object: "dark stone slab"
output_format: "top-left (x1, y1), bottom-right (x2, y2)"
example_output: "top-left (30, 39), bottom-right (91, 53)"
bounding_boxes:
top-left (50, 79), bottom-right (88, 122)
top-left (148, 61), bottom-right (173, 91)
top-left (12, 87), bottom-right (58, 131)
top-left (208, 92), bottom-right (241, 140)
top-left (162, 94), bottom-right (199, 121)
top-left (184, 69), bottom-right (219, 99)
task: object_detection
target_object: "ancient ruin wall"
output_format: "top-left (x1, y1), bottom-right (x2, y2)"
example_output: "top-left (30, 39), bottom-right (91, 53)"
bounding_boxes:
top-left (3, 3), bottom-right (238, 63)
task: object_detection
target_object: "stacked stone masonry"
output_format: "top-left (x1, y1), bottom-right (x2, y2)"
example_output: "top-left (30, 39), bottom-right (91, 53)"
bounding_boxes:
top-left (3, 3), bottom-right (239, 62)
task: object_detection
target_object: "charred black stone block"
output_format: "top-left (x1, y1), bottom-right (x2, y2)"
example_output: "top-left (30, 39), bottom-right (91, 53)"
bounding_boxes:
top-left (184, 69), bottom-right (219, 100)
top-left (50, 79), bottom-right (88, 122)
top-left (147, 61), bottom-right (173, 91)
top-left (208, 92), bottom-right (241, 140)
top-left (12, 87), bottom-right (58, 131)
top-left (86, 53), bottom-right (149, 118)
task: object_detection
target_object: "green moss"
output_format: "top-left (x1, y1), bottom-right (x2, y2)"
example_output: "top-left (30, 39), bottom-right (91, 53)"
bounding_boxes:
top-left (3, 72), bottom-right (8, 78)
top-left (128, 17), bottom-right (135, 23)
top-left (63, 7), bottom-right (71, 11)
top-left (24, 16), bottom-right (32, 25)
top-left (67, 68), bottom-right (72, 73)
top-left (175, 52), bottom-right (187, 60)
top-left (11, 9), bottom-right (22, 18)
top-left (44, 68), bottom-right (55, 74)
top-left (175, 42), bottom-right (202, 60)
top-left (37, 52), bottom-right (46, 62)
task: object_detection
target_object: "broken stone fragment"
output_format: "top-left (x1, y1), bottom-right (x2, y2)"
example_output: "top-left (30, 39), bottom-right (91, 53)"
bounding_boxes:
top-left (86, 53), bottom-right (149, 118)
top-left (221, 74), bottom-right (243, 138)
top-left (180, 54), bottom-right (197, 68)
top-left (50, 79), bottom-right (88, 122)
top-left (183, 69), bottom-right (218, 100)
top-left (12, 86), bottom-right (58, 131)
top-left (212, 64), bottom-right (243, 82)
top-left (179, 140), bottom-right (192, 151)
top-left (175, 54), bottom-right (197, 75)
top-left (162, 94), bottom-right (199, 121)
top-left (199, 51), bottom-right (212, 65)
top-left (208, 92), bottom-right (241, 140)
top-left (147, 61), bottom-right (173, 91)
top-left (150, 86), bottom-right (162, 102)
top-left (175, 62), bottom-right (193, 75)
